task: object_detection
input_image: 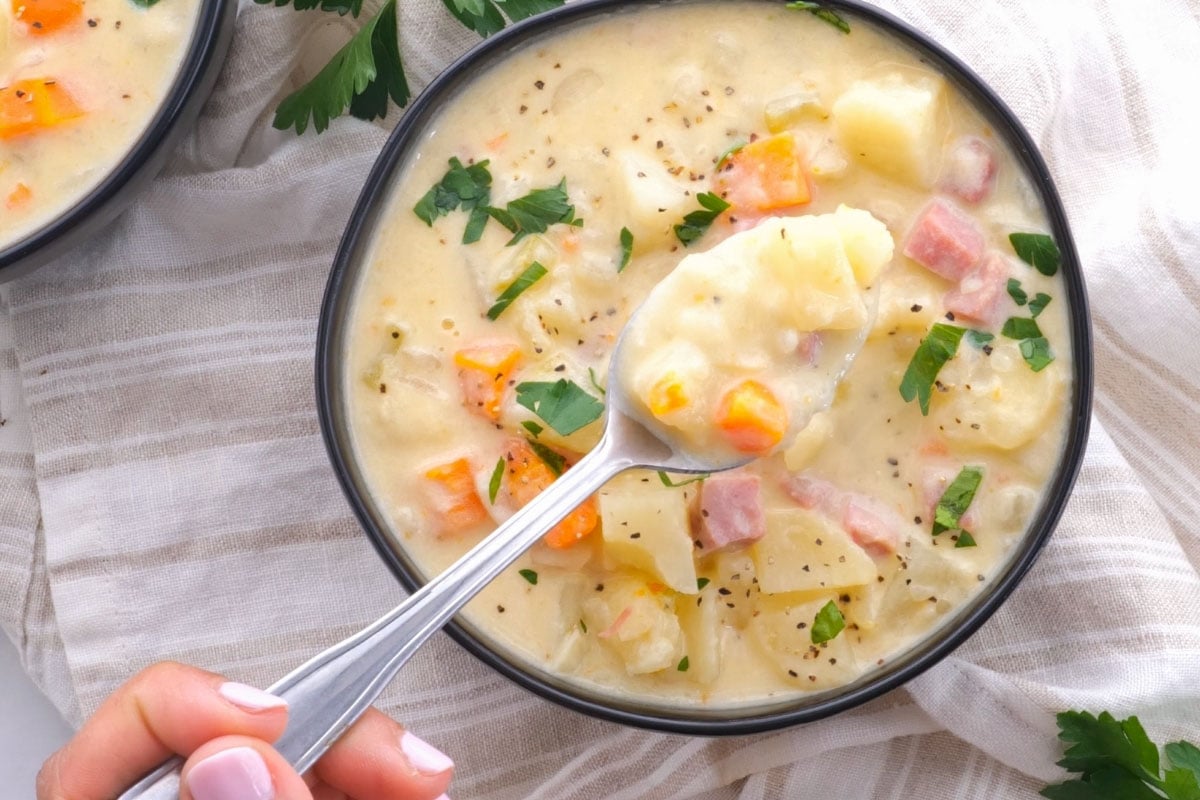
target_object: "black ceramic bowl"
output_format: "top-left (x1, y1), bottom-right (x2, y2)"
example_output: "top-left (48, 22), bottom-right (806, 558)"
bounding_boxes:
top-left (318, 0), bottom-right (1093, 734)
top-left (0, 0), bottom-right (236, 280)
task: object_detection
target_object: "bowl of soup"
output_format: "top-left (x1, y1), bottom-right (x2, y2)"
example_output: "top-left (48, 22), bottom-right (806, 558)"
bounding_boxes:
top-left (317, 0), bottom-right (1092, 733)
top-left (0, 0), bottom-right (234, 278)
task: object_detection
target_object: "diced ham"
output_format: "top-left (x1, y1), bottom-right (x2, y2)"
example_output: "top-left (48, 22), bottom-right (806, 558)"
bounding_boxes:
top-left (941, 136), bottom-right (998, 204)
top-left (902, 199), bottom-right (985, 281)
top-left (781, 473), bottom-right (844, 518)
top-left (944, 251), bottom-right (1009, 325)
top-left (697, 473), bottom-right (766, 552)
top-left (842, 499), bottom-right (903, 556)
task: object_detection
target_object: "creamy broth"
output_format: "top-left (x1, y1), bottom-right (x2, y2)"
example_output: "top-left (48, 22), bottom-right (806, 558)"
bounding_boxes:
top-left (0, 0), bottom-right (201, 247)
top-left (346, 2), bottom-right (1072, 706)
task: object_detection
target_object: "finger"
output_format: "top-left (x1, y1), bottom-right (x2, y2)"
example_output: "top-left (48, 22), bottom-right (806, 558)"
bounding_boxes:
top-left (179, 736), bottom-right (311, 800)
top-left (37, 661), bottom-right (288, 800)
top-left (312, 709), bottom-right (453, 800)
top-left (310, 782), bottom-right (348, 800)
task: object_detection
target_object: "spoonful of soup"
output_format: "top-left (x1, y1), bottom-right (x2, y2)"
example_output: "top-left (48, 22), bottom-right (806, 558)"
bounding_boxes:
top-left (118, 205), bottom-right (893, 799)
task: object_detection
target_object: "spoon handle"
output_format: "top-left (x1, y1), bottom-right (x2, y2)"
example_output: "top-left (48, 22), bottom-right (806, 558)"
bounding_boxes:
top-left (118, 433), bottom-right (630, 799)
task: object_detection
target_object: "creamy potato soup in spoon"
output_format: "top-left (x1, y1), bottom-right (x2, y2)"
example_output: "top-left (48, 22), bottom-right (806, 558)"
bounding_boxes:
top-left (1, 0), bottom-right (201, 247)
top-left (346, 1), bottom-right (1072, 705)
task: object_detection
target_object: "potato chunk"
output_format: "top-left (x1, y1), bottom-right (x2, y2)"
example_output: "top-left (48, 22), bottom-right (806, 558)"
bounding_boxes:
top-left (748, 595), bottom-right (859, 689)
top-left (598, 472), bottom-right (698, 594)
top-left (832, 72), bottom-right (945, 187)
top-left (750, 508), bottom-right (878, 594)
top-left (582, 576), bottom-right (685, 675)
top-left (614, 149), bottom-right (694, 249)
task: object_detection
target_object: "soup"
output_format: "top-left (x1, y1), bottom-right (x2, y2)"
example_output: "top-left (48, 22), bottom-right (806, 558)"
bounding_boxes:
top-left (0, 0), bottom-right (201, 248)
top-left (344, 1), bottom-right (1073, 706)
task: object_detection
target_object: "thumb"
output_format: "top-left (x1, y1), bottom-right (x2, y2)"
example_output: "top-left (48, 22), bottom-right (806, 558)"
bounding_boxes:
top-left (180, 736), bottom-right (312, 800)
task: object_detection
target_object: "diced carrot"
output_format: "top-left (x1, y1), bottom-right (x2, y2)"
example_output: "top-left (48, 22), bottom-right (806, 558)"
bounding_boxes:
top-left (454, 342), bottom-right (521, 421)
top-left (647, 373), bottom-right (689, 417)
top-left (0, 79), bottom-right (84, 140)
top-left (716, 133), bottom-right (812, 213)
top-left (485, 132), bottom-right (508, 152)
top-left (6, 183), bottom-right (32, 210)
top-left (715, 380), bottom-right (789, 454)
top-left (502, 438), bottom-right (598, 548)
top-left (421, 458), bottom-right (489, 536)
top-left (12, 0), bottom-right (83, 35)
top-left (919, 438), bottom-right (950, 457)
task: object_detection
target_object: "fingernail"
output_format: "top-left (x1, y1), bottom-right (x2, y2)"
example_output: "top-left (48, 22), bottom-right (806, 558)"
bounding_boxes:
top-left (219, 682), bottom-right (288, 712)
top-left (187, 747), bottom-right (274, 800)
top-left (400, 731), bottom-right (454, 775)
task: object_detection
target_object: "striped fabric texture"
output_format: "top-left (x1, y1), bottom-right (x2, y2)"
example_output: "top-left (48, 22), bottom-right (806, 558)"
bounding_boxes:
top-left (1, 0), bottom-right (1198, 797)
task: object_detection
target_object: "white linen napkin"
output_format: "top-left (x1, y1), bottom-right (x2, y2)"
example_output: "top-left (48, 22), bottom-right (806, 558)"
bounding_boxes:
top-left (1, 0), bottom-right (1198, 797)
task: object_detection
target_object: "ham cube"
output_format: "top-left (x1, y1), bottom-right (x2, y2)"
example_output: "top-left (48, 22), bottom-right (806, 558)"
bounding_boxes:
top-left (941, 136), bottom-right (998, 204)
top-left (944, 251), bottom-right (1009, 325)
top-left (842, 499), bottom-right (902, 556)
top-left (902, 199), bottom-right (985, 281)
top-left (781, 473), bottom-right (844, 518)
top-left (697, 473), bottom-right (766, 552)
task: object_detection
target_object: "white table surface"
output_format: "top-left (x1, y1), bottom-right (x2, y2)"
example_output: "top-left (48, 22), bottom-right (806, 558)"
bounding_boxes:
top-left (0, 636), bottom-right (72, 799)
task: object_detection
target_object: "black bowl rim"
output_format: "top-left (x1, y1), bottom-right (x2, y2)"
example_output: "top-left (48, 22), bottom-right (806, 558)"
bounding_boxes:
top-left (317, 0), bottom-right (1094, 735)
top-left (0, 0), bottom-right (236, 278)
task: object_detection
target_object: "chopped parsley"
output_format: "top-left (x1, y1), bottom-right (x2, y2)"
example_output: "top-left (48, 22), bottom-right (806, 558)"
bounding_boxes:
top-left (715, 141), bottom-right (747, 170)
top-left (587, 366), bottom-right (606, 397)
top-left (785, 1), bottom-right (851, 33)
top-left (1029, 293), bottom-right (1052, 318)
top-left (677, 656), bottom-right (690, 672)
top-left (527, 438), bottom-right (565, 477)
top-left (674, 192), bottom-right (731, 246)
top-left (657, 471), bottom-right (710, 488)
top-left (618, 227), bottom-right (634, 273)
top-left (965, 330), bottom-right (995, 349)
top-left (579, 619), bottom-right (587, 633)
top-left (487, 261), bottom-right (548, 320)
top-left (954, 531), bottom-right (977, 548)
top-left (1010, 232), bottom-right (1061, 277)
top-left (518, 568), bottom-right (538, 585)
top-left (413, 157), bottom-right (492, 230)
top-left (271, 0), bottom-right (409, 134)
top-left (697, 577), bottom-right (711, 590)
top-left (515, 379), bottom-right (604, 436)
top-left (933, 466), bottom-right (983, 537)
top-left (1020, 337), bottom-right (1055, 372)
top-left (486, 179), bottom-right (582, 245)
top-left (1041, 710), bottom-right (1200, 800)
top-left (521, 420), bottom-right (544, 437)
top-left (899, 323), bottom-right (966, 415)
top-left (1002, 317), bottom-right (1043, 340)
top-left (1007, 278), bottom-right (1028, 306)
top-left (811, 600), bottom-right (845, 644)
top-left (487, 457), bottom-right (505, 504)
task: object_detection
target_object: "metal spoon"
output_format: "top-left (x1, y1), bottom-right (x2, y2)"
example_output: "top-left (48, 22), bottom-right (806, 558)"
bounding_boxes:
top-left (119, 287), bottom-right (874, 799)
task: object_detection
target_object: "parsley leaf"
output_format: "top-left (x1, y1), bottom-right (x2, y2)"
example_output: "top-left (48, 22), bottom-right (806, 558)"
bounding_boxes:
top-left (515, 380), bottom-right (604, 436)
top-left (618, 227), bottom-right (634, 273)
top-left (933, 466), bottom-right (983, 536)
top-left (486, 179), bottom-right (581, 245)
top-left (1011, 232), bottom-right (1061, 276)
top-left (527, 438), bottom-right (565, 477)
top-left (495, 0), bottom-right (564, 23)
top-left (579, 618), bottom-right (587, 633)
top-left (657, 471), bottom-right (709, 488)
top-left (273, 0), bottom-right (408, 134)
top-left (811, 600), bottom-right (845, 644)
top-left (1030, 293), bottom-right (1052, 318)
top-left (254, 0), bottom-right (363, 15)
top-left (785, 1), bottom-right (851, 33)
top-left (677, 656), bottom-right (690, 672)
top-left (441, 0), bottom-right (506, 35)
top-left (954, 531), bottom-right (977, 548)
top-left (697, 577), bottom-right (711, 590)
top-left (518, 568), bottom-right (538, 585)
top-left (1003, 317), bottom-right (1043, 340)
top-left (899, 323), bottom-right (966, 415)
top-left (413, 157), bottom-right (493, 228)
top-left (715, 141), bottom-right (747, 170)
top-left (674, 192), bottom-right (731, 246)
top-left (965, 330), bottom-right (995, 349)
top-left (521, 420), bottom-right (544, 437)
top-left (1166, 742), bottom-right (1200, 783)
top-left (587, 366), bottom-right (606, 397)
top-left (1007, 278), bottom-right (1028, 306)
top-left (487, 261), bottom-right (547, 320)
top-left (1020, 337), bottom-right (1055, 372)
top-left (487, 457), bottom-right (505, 504)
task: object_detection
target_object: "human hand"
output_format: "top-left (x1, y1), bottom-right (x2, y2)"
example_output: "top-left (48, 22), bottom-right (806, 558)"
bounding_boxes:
top-left (36, 661), bottom-right (454, 800)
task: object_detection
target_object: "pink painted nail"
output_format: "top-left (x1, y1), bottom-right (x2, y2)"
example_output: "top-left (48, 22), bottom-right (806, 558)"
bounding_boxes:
top-left (187, 747), bottom-right (274, 800)
top-left (400, 731), bottom-right (455, 776)
top-left (219, 682), bottom-right (288, 713)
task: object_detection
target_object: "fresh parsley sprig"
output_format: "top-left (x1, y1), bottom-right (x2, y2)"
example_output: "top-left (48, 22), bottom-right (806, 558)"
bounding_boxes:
top-left (674, 192), bottom-right (731, 246)
top-left (785, 1), bottom-right (851, 33)
top-left (899, 323), bottom-right (966, 415)
top-left (265, 0), bottom-right (566, 134)
top-left (1042, 711), bottom-right (1200, 800)
top-left (515, 379), bottom-right (604, 436)
top-left (932, 466), bottom-right (982, 540)
top-left (811, 600), bottom-right (845, 644)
